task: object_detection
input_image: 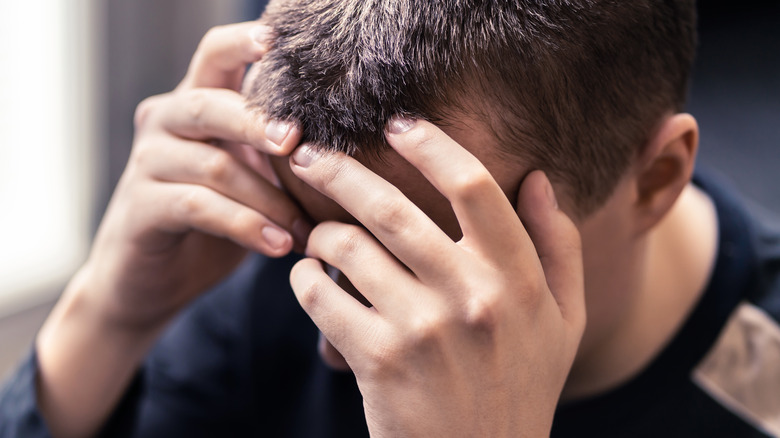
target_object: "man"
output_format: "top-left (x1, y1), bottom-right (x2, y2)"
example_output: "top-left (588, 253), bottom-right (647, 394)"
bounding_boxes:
top-left (2, 1), bottom-right (779, 437)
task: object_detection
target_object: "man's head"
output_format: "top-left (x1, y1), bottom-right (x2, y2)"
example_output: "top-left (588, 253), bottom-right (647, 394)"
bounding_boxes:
top-left (248, 0), bottom-right (697, 217)
top-left (246, 1), bottom-right (706, 379)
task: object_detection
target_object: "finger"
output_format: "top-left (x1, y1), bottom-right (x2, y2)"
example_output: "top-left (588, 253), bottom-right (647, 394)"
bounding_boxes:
top-left (178, 22), bottom-right (273, 91)
top-left (290, 145), bottom-right (460, 283)
top-left (384, 117), bottom-right (531, 261)
top-left (152, 88), bottom-right (301, 155)
top-left (290, 258), bottom-right (380, 358)
top-left (221, 141), bottom-right (281, 185)
top-left (137, 137), bottom-right (311, 249)
top-left (516, 171), bottom-right (585, 328)
top-left (318, 332), bottom-right (351, 371)
top-left (305, 222), bottom-right (419, 315)
top-left (155, 182), bottom-right (295, 257)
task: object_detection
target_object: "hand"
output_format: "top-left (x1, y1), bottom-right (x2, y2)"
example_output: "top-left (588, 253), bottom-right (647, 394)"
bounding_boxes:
top-left (82, 21), bottom-right (310, 328)
top-left (35, 21), bottom-right (309, 438)
top-left (288, 118), bottom-right (585, 437)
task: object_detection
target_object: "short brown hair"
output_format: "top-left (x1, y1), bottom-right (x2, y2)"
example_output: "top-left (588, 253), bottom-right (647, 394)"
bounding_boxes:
top-left (247, 0), bottom-right (697, 215)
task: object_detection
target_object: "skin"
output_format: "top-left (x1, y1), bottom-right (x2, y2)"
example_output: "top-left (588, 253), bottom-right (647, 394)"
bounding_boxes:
top-left (285, 125), bottom-right (585, 437)
top-left (270, 112), bottom-right (717, 403)
top-left (36, 22), bottom-right (309, 438)
top-left (33, 19), bottom-right (718, 438)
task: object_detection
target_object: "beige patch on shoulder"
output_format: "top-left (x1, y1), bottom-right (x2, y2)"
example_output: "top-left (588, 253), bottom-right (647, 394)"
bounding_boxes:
top-left (693, 302), bottom-right (780, 437)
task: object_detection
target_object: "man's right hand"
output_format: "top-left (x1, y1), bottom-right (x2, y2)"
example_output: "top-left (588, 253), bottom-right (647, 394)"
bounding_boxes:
top-left (35, 21), bottom-right (304, 438)
top-left (89, 21), bottom-right (310, 328)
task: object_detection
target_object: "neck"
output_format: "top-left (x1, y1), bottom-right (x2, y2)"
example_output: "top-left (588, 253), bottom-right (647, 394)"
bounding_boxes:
top-left (562, 183), bottom-right (718, 401)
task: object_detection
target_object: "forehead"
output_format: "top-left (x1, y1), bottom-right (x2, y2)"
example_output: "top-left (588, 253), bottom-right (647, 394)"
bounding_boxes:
top-left (268, 117), bottom-right (529, 241)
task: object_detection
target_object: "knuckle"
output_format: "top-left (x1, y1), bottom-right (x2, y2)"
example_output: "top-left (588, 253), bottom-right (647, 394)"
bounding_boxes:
top-left (177, 187), bottom-right (206, 218)
top-left (129, 141), bottom-right (154, 169)
top-left (463, 293), bottom-right (500, 334)
top-left (406, 312), bottom-right (446, 348)
top-left (450, 168), bottom-right (494, 201)
top-left (199, 25), bottom-right (227, 51)
top-left (406, 126), bottom-right (439, 151)
top-left (368, 194), bottom-right (409, 235)
top-left (506, 268), bottom-right (544, 307)
top-left (363, 337), bottom-right (404, 377)
top-left (134, 95), bottom-right (163, 129)
top-left (331, 225), bottom-right (366, 260)
top-left (201, 150), bottom-right (233, 184)
top-left (296, 276), bottom-right (325, 310)
top-left (230, 208), bottom-right (260, 235)
top-left (184, 89), bottom-right (210, 133)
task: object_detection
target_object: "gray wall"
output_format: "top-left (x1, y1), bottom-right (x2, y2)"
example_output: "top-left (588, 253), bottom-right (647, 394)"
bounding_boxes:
top-left (690, 3), bottom-right (780, 213)
top-left (101, 0), bottom-right (247, 224)
top-left (0, 0), bottom-right (248, 381)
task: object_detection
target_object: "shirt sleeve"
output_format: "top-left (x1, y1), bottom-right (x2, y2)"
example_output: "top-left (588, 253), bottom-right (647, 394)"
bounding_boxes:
top-left (0, 253), bottom-right (276, 438)
top-left (0, 349), bottom-right (52, 438)
top-left (0, 348), bottom-right (147, 438)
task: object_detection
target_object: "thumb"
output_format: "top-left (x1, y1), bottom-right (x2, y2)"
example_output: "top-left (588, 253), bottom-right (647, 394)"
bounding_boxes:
top-left (516, 171), bottom-right (585, 329)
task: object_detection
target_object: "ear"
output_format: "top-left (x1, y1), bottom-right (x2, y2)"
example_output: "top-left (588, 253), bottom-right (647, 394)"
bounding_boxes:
top-left (631, 113), bottom-right (699, 234)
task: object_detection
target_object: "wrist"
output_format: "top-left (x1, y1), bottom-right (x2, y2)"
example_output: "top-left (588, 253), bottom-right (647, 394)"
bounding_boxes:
top-left (35, 265), bottom-right (167, 438)
top-left (67, 260), bottom-right (178, 334)
top-left (38, 266), bottom-right (162, 355)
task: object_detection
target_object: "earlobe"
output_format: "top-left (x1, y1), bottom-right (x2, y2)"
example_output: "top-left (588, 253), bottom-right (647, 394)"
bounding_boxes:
top-left (633, 113), bottom-right (699, 233)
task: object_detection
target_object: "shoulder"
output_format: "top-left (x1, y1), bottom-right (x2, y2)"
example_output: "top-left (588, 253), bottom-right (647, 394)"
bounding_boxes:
top-left (692, 168), bottom-right (780, 437)
top-left (744, 200), bottom-right (780, 314)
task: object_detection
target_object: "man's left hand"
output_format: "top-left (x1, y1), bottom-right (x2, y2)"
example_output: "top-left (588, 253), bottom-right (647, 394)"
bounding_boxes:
top-left (288, 118), bottom-right (585, 437)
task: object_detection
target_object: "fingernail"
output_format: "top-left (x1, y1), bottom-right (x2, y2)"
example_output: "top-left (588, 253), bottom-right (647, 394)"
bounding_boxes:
top-left (292, 218), bottom-right (313, 247)
top-left (545, 176), bottom-right (559, 209)
top-left (262, 226), bottom-right (291, 250)
top-left (249, 25), bottom-right (272, 46)
top-left (292, 144), bottom-right (320, 168)
top-left (387, 116), bottom-right (416, 134)
top-left (265, 119), bottom-right (291, 149)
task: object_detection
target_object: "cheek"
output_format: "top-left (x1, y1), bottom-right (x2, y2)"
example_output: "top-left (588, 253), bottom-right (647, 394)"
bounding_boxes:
top-left (576, 187), bottom-right (638, 349)
top-left (579, 205), bottom-right (629, 295)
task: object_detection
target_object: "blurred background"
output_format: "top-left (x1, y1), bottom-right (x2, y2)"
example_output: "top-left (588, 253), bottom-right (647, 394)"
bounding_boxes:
top-left (0, 0), bottom-right (778, 379)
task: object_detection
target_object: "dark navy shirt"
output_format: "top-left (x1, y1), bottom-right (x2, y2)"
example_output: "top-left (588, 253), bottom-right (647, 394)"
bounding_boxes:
top-left (2, 169), bottom-right (780, 437)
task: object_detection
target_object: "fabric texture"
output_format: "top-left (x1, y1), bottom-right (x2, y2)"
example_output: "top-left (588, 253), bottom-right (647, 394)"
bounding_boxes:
top-left (0, 351), bottom-right (50, 438)
top-left (693, 302), bottom-right (780, 436)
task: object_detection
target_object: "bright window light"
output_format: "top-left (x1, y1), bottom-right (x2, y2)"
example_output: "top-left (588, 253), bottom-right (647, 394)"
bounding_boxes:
top-left (0, 1), bottom-right (97, 318)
